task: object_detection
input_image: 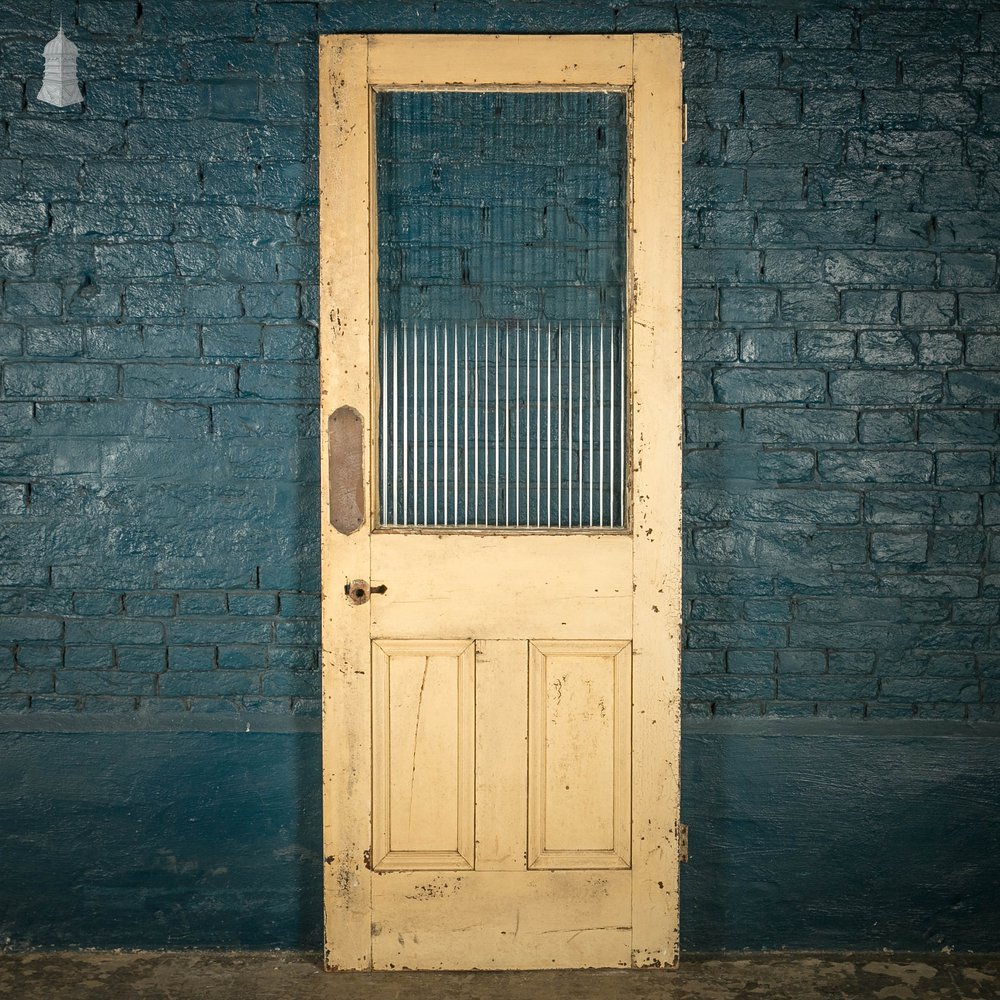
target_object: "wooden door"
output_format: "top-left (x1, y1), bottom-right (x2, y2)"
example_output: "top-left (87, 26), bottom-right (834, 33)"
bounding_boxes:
top-left (319, 33), bottom-right (683, 971)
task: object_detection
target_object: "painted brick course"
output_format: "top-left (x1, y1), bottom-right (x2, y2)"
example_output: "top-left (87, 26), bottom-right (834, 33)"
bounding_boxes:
top-left (0, 0), bottom-right (997, 724)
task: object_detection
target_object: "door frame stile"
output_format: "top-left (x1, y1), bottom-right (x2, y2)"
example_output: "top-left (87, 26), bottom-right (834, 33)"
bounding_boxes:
top-left (629, 33), bottom-right (684, 968)
top-left (319, 34), bottom-right (374, 971)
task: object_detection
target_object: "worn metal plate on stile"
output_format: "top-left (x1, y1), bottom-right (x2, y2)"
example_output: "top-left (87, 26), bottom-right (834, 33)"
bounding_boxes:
top-left (329, 405), bottom-right (365, 535)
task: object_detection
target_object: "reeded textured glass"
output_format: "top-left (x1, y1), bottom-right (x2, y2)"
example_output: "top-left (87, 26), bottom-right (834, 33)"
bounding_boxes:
top-left (375, 91), bottom-right (627, 528)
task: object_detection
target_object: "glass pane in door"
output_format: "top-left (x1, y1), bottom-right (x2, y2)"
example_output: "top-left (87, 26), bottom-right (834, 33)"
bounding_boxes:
top-left (375, 90), bottom-right (627, 528)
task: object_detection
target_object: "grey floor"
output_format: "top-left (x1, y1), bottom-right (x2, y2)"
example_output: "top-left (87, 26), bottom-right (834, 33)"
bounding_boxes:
top-left (2, 952), bottom-right (999, 1000)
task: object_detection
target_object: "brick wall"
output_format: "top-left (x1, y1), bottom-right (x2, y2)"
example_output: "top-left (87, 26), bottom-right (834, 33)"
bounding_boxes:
top-left (0, 0), bottom-right (997, 724)
top-left (679, 2), bottom-right (999, 719)
top-left (0, 2), bottom-right (323, 719)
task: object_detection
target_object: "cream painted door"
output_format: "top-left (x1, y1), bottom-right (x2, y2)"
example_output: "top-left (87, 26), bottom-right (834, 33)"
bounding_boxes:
top-left (319, 33), bottom-right (683, 971)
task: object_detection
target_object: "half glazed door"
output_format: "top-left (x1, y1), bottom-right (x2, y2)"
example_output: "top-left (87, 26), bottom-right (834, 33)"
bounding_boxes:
top-left (319, 33), bottom-right (683, 971)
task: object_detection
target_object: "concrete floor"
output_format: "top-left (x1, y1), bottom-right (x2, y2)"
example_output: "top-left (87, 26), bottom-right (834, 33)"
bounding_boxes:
top-left (1, 952), bottom-right (999, 1000)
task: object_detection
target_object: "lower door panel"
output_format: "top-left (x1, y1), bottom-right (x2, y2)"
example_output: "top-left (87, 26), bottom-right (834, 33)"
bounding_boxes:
top-left (369, 637), bottom-right (633, 969)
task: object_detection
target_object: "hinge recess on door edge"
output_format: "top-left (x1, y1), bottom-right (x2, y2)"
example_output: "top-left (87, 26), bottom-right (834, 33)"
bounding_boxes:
top-left (678, 823), bottom-right (689, 862)
top-left (680, 55), bottom-right (687, 145)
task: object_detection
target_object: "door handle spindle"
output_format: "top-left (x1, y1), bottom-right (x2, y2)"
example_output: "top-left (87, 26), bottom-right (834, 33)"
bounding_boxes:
top-left (344, 580), bottom-right (387, 606)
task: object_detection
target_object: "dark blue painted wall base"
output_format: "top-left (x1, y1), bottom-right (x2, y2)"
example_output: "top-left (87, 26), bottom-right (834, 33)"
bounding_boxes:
top-left (682, 727), bottom-right (1000, 951)
top-left (2, 726), bottom-right (997, 952)
top-left (0, 731), bottom-right (323, 951)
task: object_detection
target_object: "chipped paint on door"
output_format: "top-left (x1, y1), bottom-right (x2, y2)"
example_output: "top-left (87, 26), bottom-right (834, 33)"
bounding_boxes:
top-left (318, 33), bottom-right (683, 971)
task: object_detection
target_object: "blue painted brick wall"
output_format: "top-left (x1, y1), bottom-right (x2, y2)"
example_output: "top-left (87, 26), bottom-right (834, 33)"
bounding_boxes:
top-left (0, 0), bottom-right (997, 724)
top-left (680, 0), bottom-right (999, 721)
top-left (1, 0), bottom-right (324, 720)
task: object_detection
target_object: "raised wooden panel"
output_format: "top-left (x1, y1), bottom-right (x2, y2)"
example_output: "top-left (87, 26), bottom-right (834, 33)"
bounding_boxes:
top-left (528, 640), bottom-right (631, 870)
top-left (372, 640), bottom-right (475, 870)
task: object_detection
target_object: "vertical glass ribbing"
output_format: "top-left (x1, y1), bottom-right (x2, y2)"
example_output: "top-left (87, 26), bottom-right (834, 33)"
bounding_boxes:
top-left (380, 321), bottom-right (625, 528)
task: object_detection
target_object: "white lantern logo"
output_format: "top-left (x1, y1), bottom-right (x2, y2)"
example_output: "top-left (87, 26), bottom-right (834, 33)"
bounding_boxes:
top-left (37, 21), bottom-right (83, 108)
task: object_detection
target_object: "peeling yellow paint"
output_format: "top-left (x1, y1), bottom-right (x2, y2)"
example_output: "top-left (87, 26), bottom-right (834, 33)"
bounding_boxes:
top-left (319, 32), bottom-right (682, 972)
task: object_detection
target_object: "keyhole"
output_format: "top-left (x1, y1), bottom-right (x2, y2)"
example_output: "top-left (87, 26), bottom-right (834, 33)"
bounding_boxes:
top-left (345, 579), bottom-right (372, 606)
